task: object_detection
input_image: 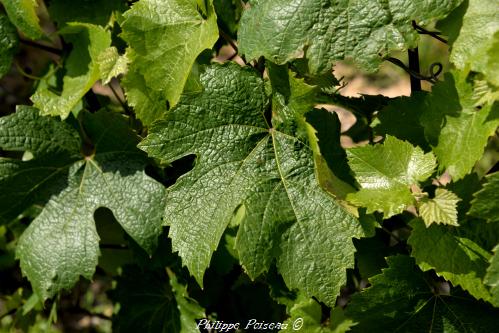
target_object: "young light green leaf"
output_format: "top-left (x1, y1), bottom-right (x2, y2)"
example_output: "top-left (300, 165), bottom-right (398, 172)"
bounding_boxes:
top-left (484, 31), bottom-right (499, 87)
top-left (448, 0), bottom-right (499, 84)
top-left (140, 63), bottom-right (365, 306)
top-left (0, 109), bottom-right (165, 300)
top-left (111, 266), bottom-right (205, 333)
top-left (0, 0), bottom-right (44, 39)
top-left (408, 219), bottom-right (492, 303)
top-left (281, 294), bottom-right (353, 333)
top-left (97, 46), bottom-right (129, 85)
top-left (418, 188), bottom-right (460, 227)
top-left (121, 0), bottom-right (218, 109)
top-left (485, 244), bottom-right (499, 307)
top-left (345, 255), bottom-right (499, 332)
top-left (346, 136), bottom-right (436, 217)
top-left (31, 23), bottom-right (111, 119)
top-left (238, 0), bottom-right (462, 75)
top-left (469, 172), bottom-right (499, 223)
top-left (0, 13), bottom-right (18, 78)
top-left (121, 56), bottom-right (169, 126)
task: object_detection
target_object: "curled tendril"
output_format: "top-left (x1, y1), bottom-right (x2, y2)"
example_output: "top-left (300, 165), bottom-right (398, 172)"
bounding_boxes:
top-left (385, 57), bottom-right (443, 84)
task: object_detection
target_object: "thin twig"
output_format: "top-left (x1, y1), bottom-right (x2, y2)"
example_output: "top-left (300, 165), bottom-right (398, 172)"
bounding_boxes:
top-left (0, 308), bottom-right (16, 320)
top-left (412, 21), bottom-right (448, 44)
top-left (381, 226), bottom-right (403, 244)
top-left (219, 29), bottom-right (239, 53)
top-left (109, 83), bottom-right (129, 112)
top-left (19, 39), bottom-right (63, 56)
top-left (100, 243), bottom-right (129, 250)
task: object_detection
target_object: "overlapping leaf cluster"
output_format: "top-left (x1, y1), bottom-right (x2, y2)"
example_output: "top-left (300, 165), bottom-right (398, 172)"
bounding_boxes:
top-left (0, 0), bottom-right (498, 331)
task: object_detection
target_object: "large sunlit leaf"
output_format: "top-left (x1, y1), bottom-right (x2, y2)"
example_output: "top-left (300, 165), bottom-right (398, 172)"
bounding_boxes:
top-left (140, 63), bottom-right (366, 306)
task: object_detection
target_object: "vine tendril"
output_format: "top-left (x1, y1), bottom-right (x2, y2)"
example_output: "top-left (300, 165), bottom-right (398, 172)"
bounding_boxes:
top-left (385, 57), bottom-right (443, 84)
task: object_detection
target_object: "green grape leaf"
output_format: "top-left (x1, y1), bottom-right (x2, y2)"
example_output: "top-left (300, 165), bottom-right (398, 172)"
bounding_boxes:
top-left (97, 46), bottom-right (129, 85)
top-left (47, 0), bottom-right (125, 27)
top-left (0, 0), bottom-right (43, 39)
top-left (418, 189), bottom-right (460, 227)
top-left (140, 63), bottom-right (365, 306)
top-left (267, 63), bottom-right (355, 198)
top-left (484, 31), bottom-right (499, 87)
top-left (0, 108), bottom-right (165, 300)
top-left (167, 268), bottom-right (206, 332)
top-left (431, 73), bottom-right (499, 180)
top-left (31, 23), bottom-right (111, 119)
top-left (448, 0), bottom-right (499, 85)
top-left (469, 172), bottom-right (499, 222)
top-left (345, 255), bottom-right (499, 332)
top-left (0, 106), bottom-right (81, 224)
top-left (238, 0), bottom-right (462, 75)
top-left (0, 13), bottom-right (18, 78)
top-left (485, 244), bottom-right (499, 306)
top-left (375, 72), bottom-right (499, 181)
top-left (121, 0), bottom-right (219, 110)
top-left (346, 136), bottom-right (436, 217)
top-left (121, 56), bottom-right (168, 126)
top-left (111, 266), bottom-right (205, 333)
top-left (408, 219), bottom-right (492, 302)
top-left (281, 294), bottom-right (353, 333)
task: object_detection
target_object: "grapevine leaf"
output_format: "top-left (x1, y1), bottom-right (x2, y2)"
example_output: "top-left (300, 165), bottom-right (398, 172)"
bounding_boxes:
top-left (281, 294), bottom-right (352, 332)
top-left (408, 219), bottom-right (492, 302)
top-left (346, 136), bottom-right (436, 217)
top-left (97, 46), bottom-right (129, 85)
top-left (47, 0), bottom-right (125, 27)
top-left (484, 244), bottom-right (499, 306)
top-left (238, 0), bottom-right (462, 75)
top-left (140, 63), bottom-right (365, 306)
top-left (484, 31), bottom-right (499, 87)
top-left (0, 106), bottom-right (81, 224)
top-left (121, 0), bottom-right (219, 109)
top-left (469, 172), bottom-right (499, 222)
top-left (111, 266), bottom-right (205, 333)
top-left (447, 0), bottom-right (499, 85)
top-left (345, 255), bottom-right (499, 332)
top-left (0, 13), bottom-right (18, 78)
top-left (418, 189), bottom-right (460, 227)
top-left (167, 268), bottom-right (206, 332)
top-left (431, 73), bottom-right (499, 180)
top-left (376, 72), bottom-right (499, 181)
top-left (121, 58), bottom-right (168, 126)
top-left (0, 109), bottom-right (165, 300)
top-left (267, 63), bottom-right (355, 198)
top-left (31, 23), bottom-right (111, 119)
top-left (0, 0), bottom-right (43, 39)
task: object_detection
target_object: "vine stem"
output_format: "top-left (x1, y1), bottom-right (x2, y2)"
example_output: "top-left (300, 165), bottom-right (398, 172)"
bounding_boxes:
top-left (408, 48), bottom-right (422, 92)
top-left (19, 39), bottom-right (63, 56)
